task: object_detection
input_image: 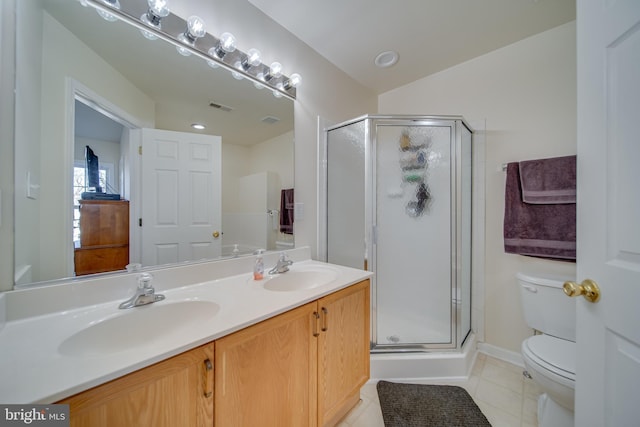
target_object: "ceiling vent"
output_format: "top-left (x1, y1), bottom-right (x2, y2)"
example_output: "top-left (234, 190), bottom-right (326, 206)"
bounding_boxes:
top-left (261, 116), bottom-right (280, 124)
top-left (209, 102), bottom-right (234, 112)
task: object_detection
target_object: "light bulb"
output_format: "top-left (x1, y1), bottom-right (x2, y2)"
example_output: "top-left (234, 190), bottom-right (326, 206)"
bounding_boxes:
top-left (284, 73), bottom-right (302, 89)
top-left (148, 0), bottom-right (170, 18)
top-left (272, 82), bottom-right (284, 98)
top-left (140, 29), bottom-right (157, 41)
top-left (232, 61), bottom-right (244, 80)
top-left (186, 15), bottom-right (206, 39)
top-left (176, 16), bottom-right (205, 56)
top-left (265, 62), bottom-right (282, 81)
top-left (96, 0), bottom-right (120, 22)
top-left (241, 48), bottom-right (261, 70)
top-left (254, 73), bottom-right (265, 89)
top-left (218, 32), bottom-right (236, 54)
top-left (206, 50), bottom-right (220, 68)
top-left (209, 32), bottom-right (236, 63)
top-left (176, 43), bottom-right (191, 56)
top-left (140, 0), bottom-right (170, 39)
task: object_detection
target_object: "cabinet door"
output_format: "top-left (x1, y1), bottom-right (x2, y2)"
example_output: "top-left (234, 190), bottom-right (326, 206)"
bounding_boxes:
top-left (317, 280), bottom-right (370, 427)
top-left (215, 302), bottom-right (318, 427)
top-left (59, 343), bottom-right (214, 427)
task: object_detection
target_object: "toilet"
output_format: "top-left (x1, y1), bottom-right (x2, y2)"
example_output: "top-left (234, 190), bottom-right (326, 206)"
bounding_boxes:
top-left (517, 272), bottom-right (576, 427)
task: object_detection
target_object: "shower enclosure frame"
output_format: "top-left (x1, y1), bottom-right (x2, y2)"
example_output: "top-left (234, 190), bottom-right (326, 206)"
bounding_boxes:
top-left (321, 115), bottom-right (473, 353)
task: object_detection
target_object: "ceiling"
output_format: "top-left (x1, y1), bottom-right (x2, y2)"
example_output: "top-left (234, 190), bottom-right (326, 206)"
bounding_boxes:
top-left (248, 0), bottom-right (576, 94)
top-left (43, 0), bottom-right (294, 146)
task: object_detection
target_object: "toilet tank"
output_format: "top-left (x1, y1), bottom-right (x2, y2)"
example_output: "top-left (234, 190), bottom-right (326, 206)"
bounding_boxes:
top-left (517, 272), bottom-right (576, 341)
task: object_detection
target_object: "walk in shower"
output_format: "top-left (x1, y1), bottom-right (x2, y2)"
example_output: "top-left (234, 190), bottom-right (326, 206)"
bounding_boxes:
top-left (323, 116), bottom-right (473, 374)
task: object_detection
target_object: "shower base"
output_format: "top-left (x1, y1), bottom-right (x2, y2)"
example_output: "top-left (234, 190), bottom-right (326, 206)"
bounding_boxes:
top-left (369, 333), bottom-right (477, 382)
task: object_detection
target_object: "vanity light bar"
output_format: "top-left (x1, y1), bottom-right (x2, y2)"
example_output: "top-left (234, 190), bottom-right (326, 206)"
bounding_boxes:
top-left (83, 0), bottom-right (298, 100)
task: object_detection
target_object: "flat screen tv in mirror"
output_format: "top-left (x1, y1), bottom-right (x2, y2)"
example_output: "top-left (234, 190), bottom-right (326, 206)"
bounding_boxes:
top-left (84, 146), bottom-right (101, 193)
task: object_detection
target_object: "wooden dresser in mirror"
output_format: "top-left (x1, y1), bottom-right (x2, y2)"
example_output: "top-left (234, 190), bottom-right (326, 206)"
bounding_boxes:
top-left (74, 200), bottom-right (129, 276)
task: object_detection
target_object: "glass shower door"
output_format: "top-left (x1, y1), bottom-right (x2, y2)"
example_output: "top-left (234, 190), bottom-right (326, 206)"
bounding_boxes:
top-left (325, 116), bottom-right (472, 352)
top-left (326, 119), bottom-right (368, 270)
top-left (373, 121), bottom-right (454, 348)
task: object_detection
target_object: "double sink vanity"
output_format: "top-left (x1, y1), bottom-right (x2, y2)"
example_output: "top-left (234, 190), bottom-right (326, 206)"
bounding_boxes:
top-left (0, 248), bottom-right (372, 426)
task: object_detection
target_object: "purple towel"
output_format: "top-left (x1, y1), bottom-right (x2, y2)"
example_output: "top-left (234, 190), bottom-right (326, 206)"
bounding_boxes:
top-left (503, 161), bottom-right (576, 261)
top-left (280, 188), bottom-right (294, 235)
top-left (519, 155), bottom-right (576, 204)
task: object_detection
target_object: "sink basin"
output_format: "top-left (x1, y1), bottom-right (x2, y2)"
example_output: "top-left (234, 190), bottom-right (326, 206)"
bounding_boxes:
top-left (263, 266), bottom-right (338, 292)
top-left (59, 300), bottom-right (219, 357)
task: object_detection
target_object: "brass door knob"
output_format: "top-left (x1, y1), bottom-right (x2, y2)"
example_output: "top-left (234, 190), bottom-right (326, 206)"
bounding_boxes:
top-left (212, 231), bottom-right (220, 238)
top-left (563, 279), bottom-right (601, 303)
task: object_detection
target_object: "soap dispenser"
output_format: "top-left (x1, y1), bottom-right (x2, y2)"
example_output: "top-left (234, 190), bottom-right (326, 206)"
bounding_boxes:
top-left (253, 249), bottom-right (265, 280)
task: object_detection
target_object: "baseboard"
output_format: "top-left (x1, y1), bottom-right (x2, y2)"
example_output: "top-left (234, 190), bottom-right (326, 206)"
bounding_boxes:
top-left (477, 342), bottom-right (524, 368)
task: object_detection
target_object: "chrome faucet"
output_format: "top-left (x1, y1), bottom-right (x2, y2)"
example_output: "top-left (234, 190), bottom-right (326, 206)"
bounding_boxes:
top-left (269, 252), bottom-right (294, 275)
top-left (119, 273), bottom-right (165, 309)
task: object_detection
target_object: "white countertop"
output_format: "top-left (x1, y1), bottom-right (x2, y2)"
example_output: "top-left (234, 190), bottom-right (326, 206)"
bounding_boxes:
top-left (0, 251), bottom-right (372, 404)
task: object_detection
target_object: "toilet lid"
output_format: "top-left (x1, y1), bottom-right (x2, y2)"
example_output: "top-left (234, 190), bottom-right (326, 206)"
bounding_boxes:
top-left (523, 335), bottom-right (576, 380)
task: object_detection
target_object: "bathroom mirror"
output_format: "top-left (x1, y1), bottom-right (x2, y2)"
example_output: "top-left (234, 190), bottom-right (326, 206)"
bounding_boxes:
top-left (12, 0), bottom-right (294, 288)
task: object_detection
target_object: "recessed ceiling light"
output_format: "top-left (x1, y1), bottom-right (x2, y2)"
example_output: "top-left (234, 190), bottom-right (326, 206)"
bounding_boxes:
top-left (374, 50), bottom-right (399, 68)
top-left (191, 123), bottom-right (205, 130)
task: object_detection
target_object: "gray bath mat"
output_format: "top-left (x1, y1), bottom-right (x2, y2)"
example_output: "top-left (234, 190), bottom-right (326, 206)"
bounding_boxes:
top-left (376, 380), bottom-right (491, 427)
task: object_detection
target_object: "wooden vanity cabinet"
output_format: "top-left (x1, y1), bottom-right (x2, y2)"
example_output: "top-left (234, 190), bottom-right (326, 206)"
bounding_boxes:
top-left (55, 280), bottom-right (369, 427)
top-left (214, 302), bottom-right (319, 426)
top-left (215, 279), bottom-right (370, 427)
top-left (317, 280), bottom-right (370, 426)
top-left (58, 343), bottom-right (214, 427)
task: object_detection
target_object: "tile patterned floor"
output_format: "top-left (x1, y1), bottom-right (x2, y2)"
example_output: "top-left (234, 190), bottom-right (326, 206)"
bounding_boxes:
top-left (339, 353), bottom-right (541, 427)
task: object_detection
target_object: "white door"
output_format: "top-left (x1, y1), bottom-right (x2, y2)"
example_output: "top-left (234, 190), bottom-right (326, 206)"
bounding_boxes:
top-left (575, 0), bottom-right (640, 425)
top-left (141, 128), bottom-right (222, 266)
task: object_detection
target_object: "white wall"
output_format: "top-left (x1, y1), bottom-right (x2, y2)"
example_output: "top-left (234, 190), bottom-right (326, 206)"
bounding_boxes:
top-left (221, 131), bottom-right (294, 250)
top-left (221, 143), bottom-right (251, 214)
top-left (379, 21), bottom-right (577, 353)
top-left (223, 130), bottom-right (294, 213)
top-left (0, 0), bottom-right (16, 291)
top-left (248, 130), bottom-right (294, 189)
top-left (13, 0), bottom-right (43, 286)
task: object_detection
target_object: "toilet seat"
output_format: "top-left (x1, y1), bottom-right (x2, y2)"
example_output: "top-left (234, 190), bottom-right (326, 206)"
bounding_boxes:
top-left (522, 335), bottom-right (575, 386)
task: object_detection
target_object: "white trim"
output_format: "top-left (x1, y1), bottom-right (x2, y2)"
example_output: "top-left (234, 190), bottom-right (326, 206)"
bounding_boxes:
top-left (316, 115), bottom-right (332, 262)
top-left (471, 121), bottom-right (486, 343)
top-left (65, 78), bottom-right (150, 277)
top-left (477, 342), bottom-right (525, 368)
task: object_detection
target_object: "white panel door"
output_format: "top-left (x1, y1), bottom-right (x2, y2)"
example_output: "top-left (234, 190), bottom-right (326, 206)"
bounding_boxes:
top-left (141, 129), bottom-right (221, 266)
top-left (575, 0), bottom-right (640, 425)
